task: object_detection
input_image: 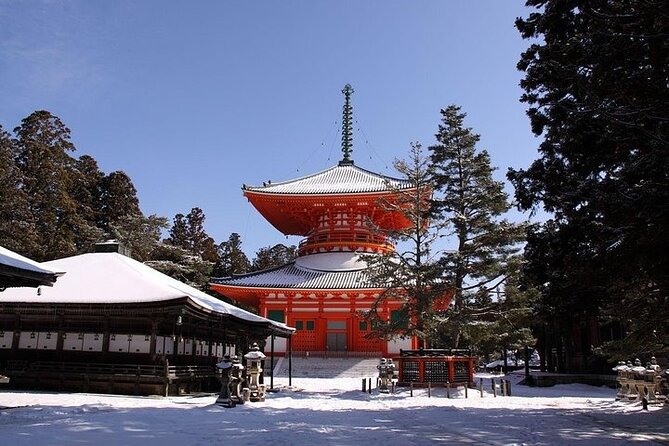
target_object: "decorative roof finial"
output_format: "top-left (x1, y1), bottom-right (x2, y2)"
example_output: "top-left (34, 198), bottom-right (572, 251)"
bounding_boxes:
top-left (340, 84), bottom-right (354, 165)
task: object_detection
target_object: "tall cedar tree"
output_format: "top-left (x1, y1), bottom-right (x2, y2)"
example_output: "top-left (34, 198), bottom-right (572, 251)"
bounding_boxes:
top-left (213, 233), bottom-right (251, 277)
top-left (429, 105), bottom-right (526, 348)
top-left (364, 143), bottom-right (447, 347)
top-left (0, 125), bottom-right (35, 254)
top-left (509, 0), bottom-right (669, 360)
top-left (3, 112), bottom-right (166, 261)
top-left (14, 111), bottom-right (96, 261)
top-left (166, 207), bottom-right (218, 262)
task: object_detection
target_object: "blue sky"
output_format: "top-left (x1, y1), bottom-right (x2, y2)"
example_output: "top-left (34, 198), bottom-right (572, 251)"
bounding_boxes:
top-left (0, 1), bottom-right (540, 256)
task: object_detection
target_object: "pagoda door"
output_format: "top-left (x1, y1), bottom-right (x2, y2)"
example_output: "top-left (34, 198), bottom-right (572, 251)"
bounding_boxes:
top-left (326, 320), bottom-right (347, 352)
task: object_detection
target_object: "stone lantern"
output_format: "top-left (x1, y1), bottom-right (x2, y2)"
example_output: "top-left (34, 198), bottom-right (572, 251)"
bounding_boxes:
top-left (216, 355), bottom-right (245, 407)
top-left (377, 358), bottom-right (397, 393)
top-left (243, 343), bottom-right (266, 402)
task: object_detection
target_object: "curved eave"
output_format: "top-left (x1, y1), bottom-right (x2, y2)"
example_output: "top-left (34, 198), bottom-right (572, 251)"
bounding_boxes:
top-left (210, 283), bottom-right (386, 307)
top-left (243, 188), bottom-right (417, 236)
top-left (0, 264), bottom-right (62, 289)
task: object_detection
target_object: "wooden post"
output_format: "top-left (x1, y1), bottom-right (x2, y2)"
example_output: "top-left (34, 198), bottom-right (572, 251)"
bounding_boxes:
top-left (503, 348), bottom-right (508, 375)
top-left (362, 378), bottom-right (366, 392)
top-left (524, 345), bottom-right (530, 382)
top-left (446, 381), bottom-right (450, 399)
top-left (502, 379), bottom-right (507, 396)
top-left (288, 335), bottom-right (293, 387)
top-left (269, 334), bottom-right (275, 390)
top-left (410, 382), bottom-right (413, 397)
top-left (492, 378), bottom-right (497, 397)
top-left (368, 377), bottom-right (372, 394)
top-left (464, 383), bottom-right (468, 398)
top-left (479, 378), bottom-right (483, 397)
top-left (428, 382), bottom-right (431, 398)
top-left (506, 380), bottom-right (512, 396)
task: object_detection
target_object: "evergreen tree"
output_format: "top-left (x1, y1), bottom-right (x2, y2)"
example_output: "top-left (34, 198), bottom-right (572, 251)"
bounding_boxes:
top-left (166, 207), bottom-right (218, 262)
top-left (429, 105), bottom-right (526, 348)
top-left (111, 214), bottom-right (168, 261)
top-left (510, 0), bottom-right (669, 361)
top-left (251, 244), bottom-right (297, 271)
top-left (98, 171), bottom-right (142, 231)
top-left (146, 241), bottom-right (213, 289)
top-left (213, 233), bottom-right (251, 277)
top-left (14, 110), bottom-right (91, 260)
top-left (167, 213), bottom-right (189, 249)
top-left (0, 125), bottom-right (35, 254)
top-left (364, 143), bottom-right (446, 346)
top-left (69, 155), bottom-right (106, 252)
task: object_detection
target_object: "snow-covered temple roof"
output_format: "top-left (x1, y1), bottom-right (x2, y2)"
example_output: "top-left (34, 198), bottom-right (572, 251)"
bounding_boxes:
top-left (0, 245), bottom-right (64, 288)
top-left (243, 163), bottom-right (413, 195)
top-left (1, 252), bottom-right (292, 333)
top-left (212, 253), bottom-right (381, 290)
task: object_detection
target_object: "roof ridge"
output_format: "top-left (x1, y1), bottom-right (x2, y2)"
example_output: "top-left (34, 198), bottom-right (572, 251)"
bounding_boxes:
top-left (242, 163), bottom-right (413, 192)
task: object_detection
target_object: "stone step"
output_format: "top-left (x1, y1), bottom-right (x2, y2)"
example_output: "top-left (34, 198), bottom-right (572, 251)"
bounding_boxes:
top-left (271, 356), bottom-right (382, 379)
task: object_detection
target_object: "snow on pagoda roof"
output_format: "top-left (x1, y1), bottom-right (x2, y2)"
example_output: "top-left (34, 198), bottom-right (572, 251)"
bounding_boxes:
top-left (0, 252), bottom-right (291, 331)
top-left (243, 163), bottom-right (413, 195)
top-left (0, 245), bottom-right (62, 277)
top-left (211, 252), bottom-right (381, 290)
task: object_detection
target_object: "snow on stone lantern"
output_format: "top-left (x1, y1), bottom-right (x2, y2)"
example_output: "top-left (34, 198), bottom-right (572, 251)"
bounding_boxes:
top-left (243, 343), bottom-right (266, 402)
top-left (377, 358), bottom-right (397, 393)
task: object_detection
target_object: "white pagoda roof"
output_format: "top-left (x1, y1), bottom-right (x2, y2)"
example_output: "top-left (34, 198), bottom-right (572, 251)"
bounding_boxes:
top-left (212, 252), bottom-right (381, 290)
top-left (1, 252), bottom-right (292, 332)
top-left (243, 163), bottom-right (413, 195)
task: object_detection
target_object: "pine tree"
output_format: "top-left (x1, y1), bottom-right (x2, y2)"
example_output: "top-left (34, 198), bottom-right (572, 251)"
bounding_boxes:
top-left (364, 143), bottom-right (446, 346)
top-left (429, 105), bottom-right (526, 348)
top-left (213, 233), bottom-right (251, 277)
top-left (111, 214), bottom-right (168, 261)
top-left (510, 0), bottom-right (669, 362)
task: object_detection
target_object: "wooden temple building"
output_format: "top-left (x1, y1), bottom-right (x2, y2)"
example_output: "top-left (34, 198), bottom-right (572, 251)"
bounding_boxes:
top-left (0, 244), bottom-right (293, 395)
top-left (211, 85), bottom-right (421, 357)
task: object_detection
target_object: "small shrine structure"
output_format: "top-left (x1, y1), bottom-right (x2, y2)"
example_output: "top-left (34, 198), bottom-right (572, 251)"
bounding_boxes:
top-left (211, 85), bottom-right (421, 356)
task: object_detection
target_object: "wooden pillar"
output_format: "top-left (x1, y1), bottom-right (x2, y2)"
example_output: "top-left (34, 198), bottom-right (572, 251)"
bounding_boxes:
top-left (288, 335), bottom-right (293, 387)
top-left (149, 321), bottom-right (158, 356)
top-left (270, 334), bottom-right (275, 390)
top-left (101, 318), bottom-right (110, 359)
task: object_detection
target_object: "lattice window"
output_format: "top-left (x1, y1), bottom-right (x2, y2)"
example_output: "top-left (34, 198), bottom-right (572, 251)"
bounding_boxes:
top-left (424, 361), bottom-right (449, 383)
top-left (453, 361), bottom-right (470, 383)
top-left (402, 360), bottom-right (420, 382)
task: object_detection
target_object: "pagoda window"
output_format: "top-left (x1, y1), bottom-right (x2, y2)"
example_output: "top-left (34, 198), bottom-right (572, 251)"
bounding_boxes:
top-left (359, 321), bottom-right (368, 331)
top-left (267, 310), bottom-right (285, 323)
top-left (327, 320), bottom-right (346, 330)
top-left (294, 320), bottom-right (315, 331)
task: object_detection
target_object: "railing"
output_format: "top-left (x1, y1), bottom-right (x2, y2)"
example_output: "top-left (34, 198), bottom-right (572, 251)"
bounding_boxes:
top-left (298, 231), bottom-right (394, 255)
top-left (4, 360), bottom-right (216, 379)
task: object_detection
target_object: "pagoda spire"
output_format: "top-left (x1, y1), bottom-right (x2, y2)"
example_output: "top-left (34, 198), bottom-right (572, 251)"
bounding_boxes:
top-left (340, 84), bottom-right (354, 165)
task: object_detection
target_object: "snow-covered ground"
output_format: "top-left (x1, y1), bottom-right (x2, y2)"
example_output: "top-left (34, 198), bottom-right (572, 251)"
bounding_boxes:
top-left (0, 373), bottom-right (667, 445)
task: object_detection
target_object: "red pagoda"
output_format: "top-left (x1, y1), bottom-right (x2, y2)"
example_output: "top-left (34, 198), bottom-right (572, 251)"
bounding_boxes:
top-left (211, 85), bottom-right (419, 356)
